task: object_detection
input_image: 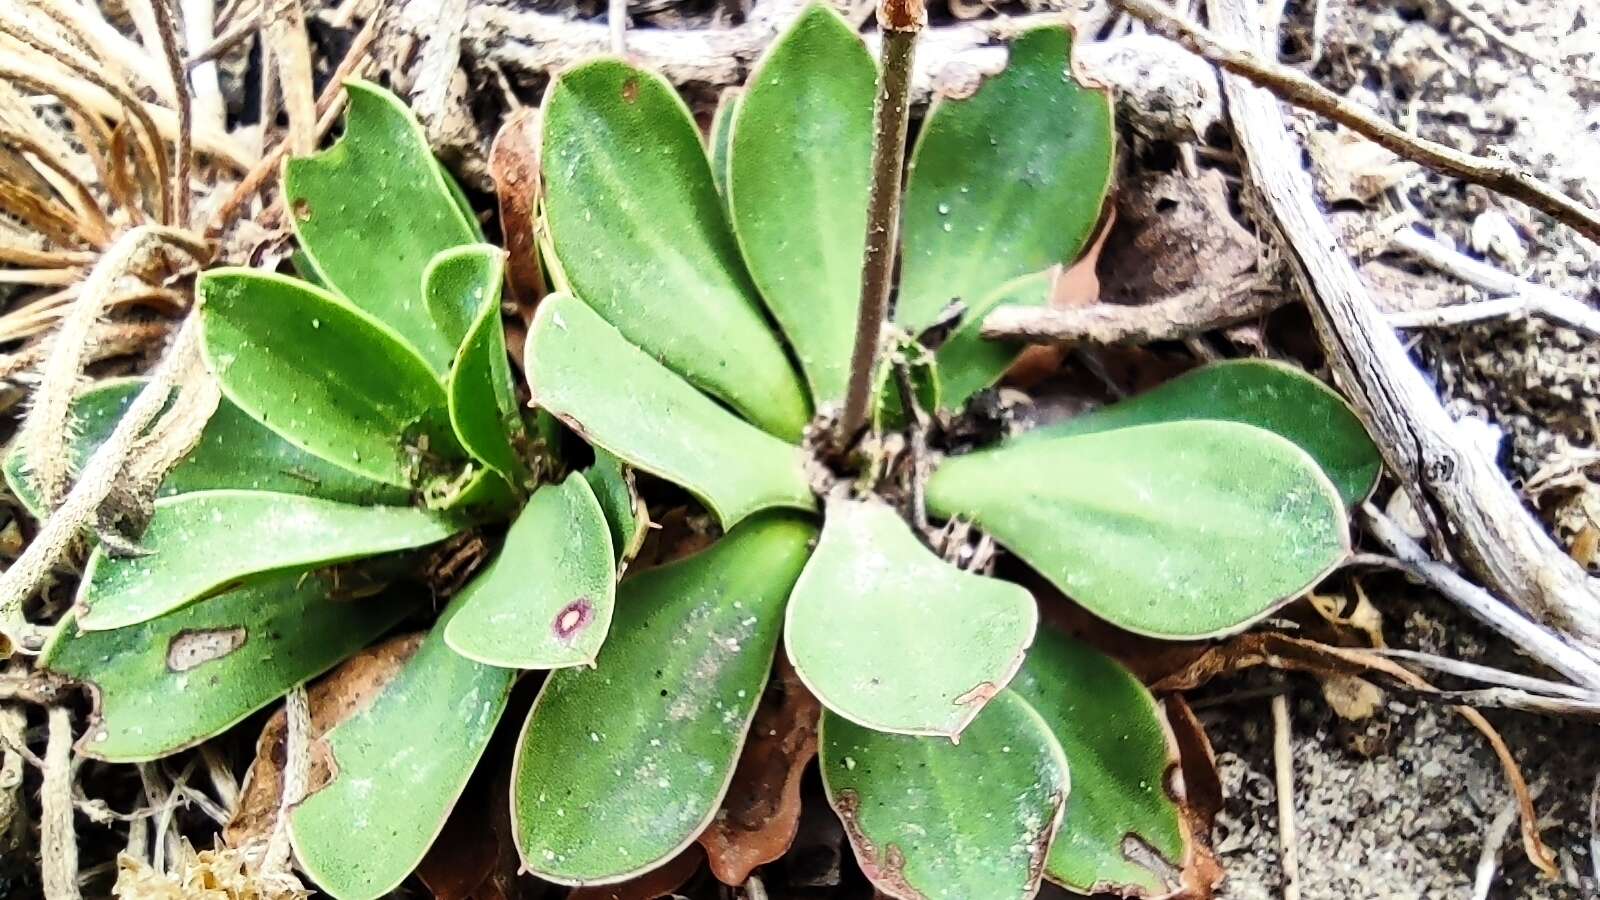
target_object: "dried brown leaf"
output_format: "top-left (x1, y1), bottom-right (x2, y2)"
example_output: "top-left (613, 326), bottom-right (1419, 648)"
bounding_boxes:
top-left (489, 107), bottom-right (546, 316)
top-left (223, 634), bottom-right (424, 849)
top-left (699, 657), bottom-right (820, 885)
top-left (1161, 696), bottom-right (1223, 900)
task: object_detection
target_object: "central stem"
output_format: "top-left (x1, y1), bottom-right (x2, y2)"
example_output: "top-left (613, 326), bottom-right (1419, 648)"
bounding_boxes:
top-left (834, 0), bottom-right (925, 451)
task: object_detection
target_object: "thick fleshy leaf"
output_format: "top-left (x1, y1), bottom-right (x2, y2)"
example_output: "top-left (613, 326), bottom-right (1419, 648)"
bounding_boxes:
top-left (1011, 629), bottom-right (1190, 896)
top-left (524, 293), bottom-right (815, 527)
top-left (820, 691), bottom-right (1069, 900)
top-left (786, 498), bottom-right (1035, 737)
top-left (445, 473), bottom-right (616, 668)
top-left (199, 268), bottom-right (461, 489)
top-left (290, 597), bottom-right (516, 900)
top-left (75, 490), bottom-right (458, 631)
top-left (285, 79), bottom-right (477, 372)
top-left (936, 270), bottom-right (1052, 412)
top-left (896, 26), bottom-right (1113, 339)
top-left (3, 379), bottom-right (406, 518)
top-left (434, 245), bottom-right (529, 484)
top-left (511, 514), bottom-right (816, 885)
top-left (540, 58), bottom-right (810, 440)
top-left (1025, 359), bottom-right (1381, 507)
top-left (584, 449), bottom-right (649, 564)
top-left (729, 3), bottom-right (873, 407)
top-left (42, 571), bottom-right (422, 763)
top-left (928, 420), bottom-right (1349, 637)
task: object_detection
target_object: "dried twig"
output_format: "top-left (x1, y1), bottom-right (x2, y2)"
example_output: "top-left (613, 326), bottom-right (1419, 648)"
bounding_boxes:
top-left (1270, 693), bottom-right (1299, 900)
top-left (1471, 796), bottom-right (1521, 900)
top-left (837, 0), bottom-right (925, 447)
top-left (1117, 0), bottom-right (1600, 247)
top-left (41, 707), bottom-right (80, 900)
top-left (1210, 0), bottom-right (1600, 662)
top-left (981, 275), bottom-right (1274, 343)
top-left (147, 0), bottom-right (193, 226)
top-left (1384, 227), bottom-right (1600, 338)
top-left (1356, 510), bottom-right (1600, 690)
top-left (262, 685), bottom-right (309, 876)
top-left (1370, 647), bottom-right (1596, 700)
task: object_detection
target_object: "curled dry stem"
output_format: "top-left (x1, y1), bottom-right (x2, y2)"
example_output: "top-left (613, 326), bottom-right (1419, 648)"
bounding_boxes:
top-left (16, 225), bottom-right (207, 514)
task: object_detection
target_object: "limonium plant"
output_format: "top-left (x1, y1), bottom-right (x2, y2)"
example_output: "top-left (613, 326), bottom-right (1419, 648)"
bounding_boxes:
top-left (8, 5), bottom-right (1380, 898)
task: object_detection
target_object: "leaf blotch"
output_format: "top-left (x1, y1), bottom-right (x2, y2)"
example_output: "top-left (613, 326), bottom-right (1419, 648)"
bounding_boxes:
top-left (621, 77), bottom-right (640, 104)
top-left (166, 627), bottom-right (248, 672)
top-left (552, 597), bottom-right (595, 643)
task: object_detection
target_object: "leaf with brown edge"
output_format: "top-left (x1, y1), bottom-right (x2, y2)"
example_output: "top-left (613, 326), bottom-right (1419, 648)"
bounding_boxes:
top-left (699, 656), bottom-right (820, 885)
top-left (1161, 696), bottom-right (1224, 900)
top-left (567, 846), bottom-right (704, 900)
top-left (489, 107), bottom-right (546, 313)
top-left (224, 632), bottom-right (424, 850)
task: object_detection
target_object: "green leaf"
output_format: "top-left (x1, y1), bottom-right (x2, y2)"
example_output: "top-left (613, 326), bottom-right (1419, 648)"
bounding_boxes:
top-left (524, 293), bottom-right (815, 528)
top-left (1011, 629), bottom-right (1190, 895)
top-left (896, 26), bottom-right (1113, 337)
top-left (285, 79), bottom-right (477, 372)
top-left (540, 58), bottom-right (810, 440)
top-left (424, 243), bottom-right (498, 349)
top-left (584, 448), bottom-right (649, 564)
top-left (434, 245), bottom-right (529, 484)
top-left (1025, 359), bottom-right (1382, 507)
top-left (786, 498), bottom-right (1035, 737)
top-left (728, 3), bottom-right (873, 408)
top-left (199, 268), bottom-right (461, 489)
top-left (290, 597), bottom-right (516, 900)
top-left (75, 490), bottom-right (459, 631)
top-left (41, 570), bottom-right (422, 763)
top-left (936, 270), bottom-right (1052, 413)
top-left (444, 473), bottom-right (616, 668)
top-left (511, 513), bottom-right (816, 885)
top-left (709, 87), bottom-right (738, 204)
top-left (3, 380), bottom-right (406, 518)
top-left (820, 691), bottom-right (1069, 900)
top-left (928, 420), bottom-right (1349, 638)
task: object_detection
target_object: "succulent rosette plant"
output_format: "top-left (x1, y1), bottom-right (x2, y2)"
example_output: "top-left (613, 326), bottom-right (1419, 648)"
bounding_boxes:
top-left (4, 5), bottom-right (1381, 899)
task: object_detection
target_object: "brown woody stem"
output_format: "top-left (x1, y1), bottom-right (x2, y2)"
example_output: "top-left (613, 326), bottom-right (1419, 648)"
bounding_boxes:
top-left (835, 0), bottom-right (925, 450)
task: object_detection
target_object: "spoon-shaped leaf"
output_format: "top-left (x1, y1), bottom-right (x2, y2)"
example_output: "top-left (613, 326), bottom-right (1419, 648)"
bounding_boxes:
top-left (1024, 359), bottom-right (1381, 507)
top-left (284, 80), bottom-right (478, 372)
top-left (524, 293), bottom-right (815, 528)
top-left (3, 379), bottom-right (408, 517)
top-left (445, 473), bottom-right (616, 668)
top-left (433, 245), bottom-right (529, 484)
top-left (199, 268), bottom-right (461, 489)
top-left (584, 448), bottom-right (650, 564)
top-left (820, 691), bottom-right (1069, 900)
top-left (511, 513), bottom-right (816, 885)
top-left (928, 420), bottom-right (1348, 637)
top-left (75, 490), bottom-right (459, 631)
top-left (786, 498), bottom-right (1036, 737)
top-left (895, 26), bottom-right (1113, 393)
top-left (935, 270), bottom-right (1052, 412)
top-left (42, 570), bottom-right (422, 763)
top-left (729, 2), bottom-right (873, 408)
top-left (540, 58), bottom-right (810, 440)
top-left (1011, 629), bottom-right (1192, 895)
top-left (290, 596), bottom-right (516, 900)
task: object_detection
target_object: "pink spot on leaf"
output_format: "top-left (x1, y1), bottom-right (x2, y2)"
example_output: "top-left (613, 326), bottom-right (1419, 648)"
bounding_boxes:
top-left (553, 598), bottom-right (594, 643)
